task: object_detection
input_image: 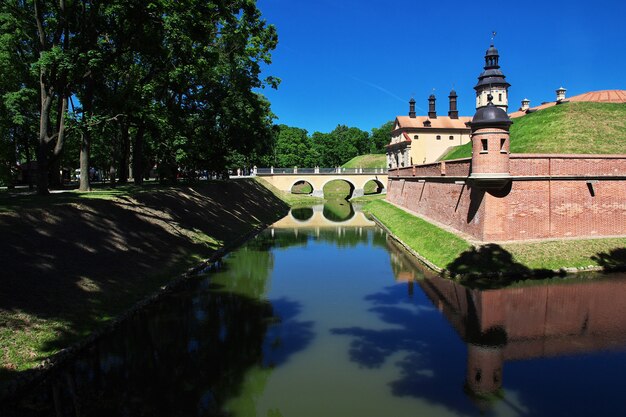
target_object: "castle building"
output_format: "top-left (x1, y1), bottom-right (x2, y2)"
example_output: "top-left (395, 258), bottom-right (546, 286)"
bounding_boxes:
top-left (386, 93), bottom-right (472, 168)
top-left (386, 42), bottom-right (512, 168)
top-left (385, 42), bottom-right (626, 242)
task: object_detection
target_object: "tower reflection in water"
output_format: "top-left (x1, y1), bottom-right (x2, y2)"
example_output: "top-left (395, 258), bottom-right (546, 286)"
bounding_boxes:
top-left (388, 239), bottom-right (626, 408)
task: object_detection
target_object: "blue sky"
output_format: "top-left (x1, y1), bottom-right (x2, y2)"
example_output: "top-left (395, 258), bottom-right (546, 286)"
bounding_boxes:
top-left (256, 0), bottom-right (626, 134)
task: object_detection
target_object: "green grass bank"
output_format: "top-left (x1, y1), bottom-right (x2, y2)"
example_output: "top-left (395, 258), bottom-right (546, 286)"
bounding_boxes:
top-left (0, 179), bottom-right (291, 380)
top-left (364, 199), bottom-right (626, 285)
top-left (442, 102), bottom-right (626, 160)
top-left (342, 154), bottom-right (387, 168)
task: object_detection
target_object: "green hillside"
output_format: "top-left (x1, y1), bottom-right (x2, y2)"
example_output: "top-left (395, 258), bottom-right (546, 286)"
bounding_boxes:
top-left (441, 102), bottom-right (626, 160)
top-left (342, 154), bottom-right (387, 168)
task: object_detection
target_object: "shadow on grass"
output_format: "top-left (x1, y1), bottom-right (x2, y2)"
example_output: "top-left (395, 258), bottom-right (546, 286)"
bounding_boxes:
top-left (0, 179), bottom-right (289, 388)
top-left (0, 278), bottom-right (314, 416)
top-left (592, 248), bottom-right (626, 272)
top-left (445, 244), bottom-right (563, 289)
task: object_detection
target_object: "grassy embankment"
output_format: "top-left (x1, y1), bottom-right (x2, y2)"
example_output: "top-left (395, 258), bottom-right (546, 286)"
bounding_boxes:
top-left (441, 102), bottom-right (626, 160)
top-left (0, 179), bottom-right (293, 379)
top-left (364, 199), bottom-right (626, 285)
top-left (342, 154), bottom-right (387, 168)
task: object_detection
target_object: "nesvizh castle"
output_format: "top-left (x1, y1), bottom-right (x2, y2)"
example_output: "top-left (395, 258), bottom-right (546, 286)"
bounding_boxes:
top-left (386, 43), bottom-right (626, 168)
top-left (385, 42), bottom-right (626, 242)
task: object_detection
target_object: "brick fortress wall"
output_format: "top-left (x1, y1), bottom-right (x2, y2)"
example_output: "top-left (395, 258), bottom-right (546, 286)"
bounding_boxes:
top-left (386, 154), bottom-right (626, 241)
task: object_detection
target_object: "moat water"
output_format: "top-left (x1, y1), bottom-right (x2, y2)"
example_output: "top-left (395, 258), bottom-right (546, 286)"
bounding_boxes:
top-left (4, 201), bottom-right (626, 416)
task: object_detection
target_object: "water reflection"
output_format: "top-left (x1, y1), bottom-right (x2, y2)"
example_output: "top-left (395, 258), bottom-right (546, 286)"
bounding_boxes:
top-left (322, 199), bottom-right (355, 222)
top-left (381, 239), bottom-right (626, 415)
top-left (274, 202), bottom-right (374, 230)
top-left (290, 206), bottom-right (314, 222)
top-left (0, 242), bottom-right (311, 417)
top-left (4, 206), bottom-right (626, 417)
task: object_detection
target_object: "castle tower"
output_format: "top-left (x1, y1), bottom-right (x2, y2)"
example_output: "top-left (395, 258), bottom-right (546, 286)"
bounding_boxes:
top-left (469, 93), bottom-right (513, 189)
top-left (474, 43), bottom-right (510, 111)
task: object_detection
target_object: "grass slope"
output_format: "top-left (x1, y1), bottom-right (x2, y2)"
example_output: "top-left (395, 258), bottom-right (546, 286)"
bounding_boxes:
top-left (364, 200), bottom-right (471, 269)
top-left (365, 199), bottom-right (626, 285)
top-left (0, 180), bottom-right (289, 378)
top-left (342, 154), bottom-right (387, 168)
top-left (442, 102), bottom-right (626, 160)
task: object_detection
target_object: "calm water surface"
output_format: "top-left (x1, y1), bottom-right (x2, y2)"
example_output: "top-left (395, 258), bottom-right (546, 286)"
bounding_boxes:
top-left (4, 201), bottom-right (626, 416)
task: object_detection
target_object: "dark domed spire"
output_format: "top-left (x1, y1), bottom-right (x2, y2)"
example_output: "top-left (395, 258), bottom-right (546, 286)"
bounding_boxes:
top-left (474, 40), bottom-right (511, 111)
top-left (470, 96), bottom-right (512, 129)
top-left (475, 42), bottom-right (510, 91)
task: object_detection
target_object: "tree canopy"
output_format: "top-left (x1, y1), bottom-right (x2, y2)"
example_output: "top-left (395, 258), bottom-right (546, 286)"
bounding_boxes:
top-left (0, 0), bottom-right (279, 192)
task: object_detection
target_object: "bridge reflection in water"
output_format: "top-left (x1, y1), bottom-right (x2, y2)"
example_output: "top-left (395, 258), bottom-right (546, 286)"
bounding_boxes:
top-left (387, 239), bottom-right (626, 409)
top-left (270, 201), bottom-right (376, 231)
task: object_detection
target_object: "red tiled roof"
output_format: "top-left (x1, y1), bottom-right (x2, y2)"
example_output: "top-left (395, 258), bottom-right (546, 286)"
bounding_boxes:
top-left (510, 90), bottom-right (626, 118)
top-left (395, 115), bottom-right (471, 130)
top-left (568, 90), bottom-right (626, 103)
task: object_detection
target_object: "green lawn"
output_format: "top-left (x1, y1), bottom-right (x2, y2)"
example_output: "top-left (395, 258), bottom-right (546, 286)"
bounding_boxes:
top-left (363, 200), bottom-right (471, 269)
top-left (342, 154), bottom-right (387, 168)
top-left (0, 180), bottom-right (290, 378)
top-left (441, 102), bottom-right (626, 160)
top-left (364, 199), bottom-right (626, 286)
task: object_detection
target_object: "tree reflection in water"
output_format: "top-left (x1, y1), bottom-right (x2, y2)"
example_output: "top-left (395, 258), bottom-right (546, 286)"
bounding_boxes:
top-left (1, 241), bottom-right (313, 417)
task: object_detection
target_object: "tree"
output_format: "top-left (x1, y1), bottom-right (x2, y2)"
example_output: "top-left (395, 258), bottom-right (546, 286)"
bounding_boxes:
top-left (274, 125), bottom-right (309, 167)
top-left (370, 120), bottom-right (394, 154)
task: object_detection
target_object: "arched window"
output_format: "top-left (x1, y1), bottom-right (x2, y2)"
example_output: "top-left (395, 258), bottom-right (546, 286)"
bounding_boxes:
top-left (436, 135), bottom-right (441, 140)
top-left (449, 136), bottom-right (454, 140)
top-left (414, 135), bottom-right (418, 140)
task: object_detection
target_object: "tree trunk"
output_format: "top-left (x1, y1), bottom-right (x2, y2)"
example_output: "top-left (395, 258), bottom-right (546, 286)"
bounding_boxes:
top-left (34, 0), bottom-right (68, 195)
top-left (118, 122), bottom-right (130, 184)
top-left (79, 131), bottom-right (91, 191)
top-left (79, 77), bottom-right (94, 191)
top-left (132, 123), bottom-right (145, 185)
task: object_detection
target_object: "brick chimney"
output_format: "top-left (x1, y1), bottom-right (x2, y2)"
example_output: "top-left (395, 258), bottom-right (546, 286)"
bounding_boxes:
top-left (409, 97), bottom-right (416, 118)
top-left (428, 94), bottom-right (437, 119)
top-left (448, 90), bottom-right (458, 119)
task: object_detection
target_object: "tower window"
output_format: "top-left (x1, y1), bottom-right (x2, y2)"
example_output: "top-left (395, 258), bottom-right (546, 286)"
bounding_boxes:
top-left (414, 135), bottom-right (418, 140)
top-left (481, 139), bottom-right (488, 153)
top-left (500, 138), bottom-right (507, 153)
top-left (436, 135), bottom-right (441, 140)
top-left (449, 136), bottom-right (454, 140)
top-left (499, 93), bottom-right (502, 101)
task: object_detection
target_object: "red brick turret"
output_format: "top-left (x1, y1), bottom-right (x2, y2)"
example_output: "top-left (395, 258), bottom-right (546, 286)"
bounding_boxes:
top-left (469, 94), bottom-right (513, 189)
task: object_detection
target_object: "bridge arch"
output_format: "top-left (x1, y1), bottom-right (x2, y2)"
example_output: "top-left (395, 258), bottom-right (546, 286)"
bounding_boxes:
top-left (363, 178), bottom-right (386, 195)
top-left (290, 179), bottom-right (315, 195)
top-left (321, 178), bottom-right (356, 199)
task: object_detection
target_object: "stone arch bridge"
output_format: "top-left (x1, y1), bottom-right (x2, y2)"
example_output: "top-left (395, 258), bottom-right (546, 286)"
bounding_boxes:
top-left (256, 167), bottom-right (388, 199)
